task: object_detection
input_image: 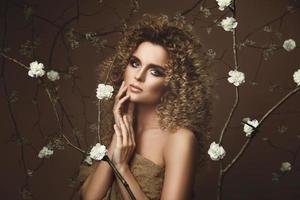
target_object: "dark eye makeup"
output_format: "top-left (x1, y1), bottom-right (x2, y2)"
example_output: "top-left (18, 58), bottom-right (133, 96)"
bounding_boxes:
top-left (129, 57), bottom-right (139, 68)
top-left (128, 55), bottom-right (165, 77)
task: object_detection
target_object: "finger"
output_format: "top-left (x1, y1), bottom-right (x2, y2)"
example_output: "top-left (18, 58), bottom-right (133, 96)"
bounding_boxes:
top-left (119, 83), bottom-right (128, 98)
top-left (118, 116), bottom-right (128, 147)
top-left (123, 115), bottom-right (131, 145)
top-left (114, 94), bottom-right (130, 114)
top-left (115, 81), bottom-right (124, 99)
top-left (113, 124), bottom-right (122, 148)
top-left (118, 94), bottom-right (130, 106)
top-left (124, 116), bottom-right (135, 158)
top-left (116, 81), bottom-right (128, 99)
top-left (127, 102), bottom-right (135, 123)
top-left (119, 81), bottom-right (125, 92)
top-left (126, 115), bottom-right (135, 146)
top-left (115, 94), bottom-right (130, 120)
top-left (123, 115), bottom-right (130, 133)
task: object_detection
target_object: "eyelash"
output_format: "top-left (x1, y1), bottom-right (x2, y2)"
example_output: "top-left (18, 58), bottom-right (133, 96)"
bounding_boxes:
top-left (129, 59), bottom-right (163, 77)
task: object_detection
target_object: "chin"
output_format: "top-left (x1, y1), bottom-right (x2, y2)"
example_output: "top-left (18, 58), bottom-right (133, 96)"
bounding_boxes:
top-left (128, 93), bottom-right (142, 102)
top-left (129, 94), bottom-right (161, 105)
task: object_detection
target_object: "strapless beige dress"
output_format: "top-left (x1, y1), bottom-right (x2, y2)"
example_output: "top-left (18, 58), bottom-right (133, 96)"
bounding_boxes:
top-left (77, 153), bottom-right (165, 200)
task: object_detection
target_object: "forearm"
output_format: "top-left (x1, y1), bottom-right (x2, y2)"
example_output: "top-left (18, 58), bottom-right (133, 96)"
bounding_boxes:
top-left (116, 165), bottom-right (149, 200)
top-left (80, 149), bottom-right (115, 200)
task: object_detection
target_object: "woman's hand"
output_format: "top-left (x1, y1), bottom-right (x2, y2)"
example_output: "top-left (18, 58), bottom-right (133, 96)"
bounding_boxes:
top-left (112, 81), bottom-right (135, 126)
top-left (112, 115), bottom-right (136, 170)
top-left (108, 81), bottom-right (130, 159)
top-left (111, 81), bottom-right (136, 169)
top-left (108, 81), bottom-right (128, 157)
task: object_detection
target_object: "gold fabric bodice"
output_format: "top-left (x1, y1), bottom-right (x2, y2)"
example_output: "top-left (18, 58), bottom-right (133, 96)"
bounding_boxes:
top-left (77, 153), bottom-right (165, 200)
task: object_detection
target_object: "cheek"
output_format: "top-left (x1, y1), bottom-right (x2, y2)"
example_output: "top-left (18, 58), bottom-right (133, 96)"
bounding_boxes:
top-left (150, 83), bottom-right (164, 91)
top-left (123, 66), bottom-right (132, 81)
top-left (146, 81), bottom-right (166, 96)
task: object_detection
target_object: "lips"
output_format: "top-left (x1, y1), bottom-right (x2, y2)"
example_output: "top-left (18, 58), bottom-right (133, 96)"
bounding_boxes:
top-left (130, 84), bottom-right (143, 91)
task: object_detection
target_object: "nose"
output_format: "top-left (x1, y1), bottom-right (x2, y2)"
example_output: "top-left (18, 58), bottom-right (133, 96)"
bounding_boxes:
top-left (134, 66), bottom-right (146, 81)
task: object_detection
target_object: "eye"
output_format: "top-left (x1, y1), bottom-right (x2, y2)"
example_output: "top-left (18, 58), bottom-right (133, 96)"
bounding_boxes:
top-left (129, 59), bottom-right (139, 68)
top-left (151, 69), bottom-right (165, 77)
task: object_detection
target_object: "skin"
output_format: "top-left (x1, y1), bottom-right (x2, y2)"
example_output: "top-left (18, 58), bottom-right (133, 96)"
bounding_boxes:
top-left (80, 41), bottom-right (198, 200)
top-left (113, 41), bottom-right (198, 200)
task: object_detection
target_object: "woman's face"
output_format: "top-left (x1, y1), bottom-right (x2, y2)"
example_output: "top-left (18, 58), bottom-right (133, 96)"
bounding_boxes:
top-left (124, 41), bottom-right (169, 105)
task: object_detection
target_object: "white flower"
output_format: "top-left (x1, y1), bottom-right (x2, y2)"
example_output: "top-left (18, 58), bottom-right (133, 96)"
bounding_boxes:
top-left (208, 142), bottom-right (226, 161)
top-left (243, 118), bottom-right (259, 137)
top-left (283, 39), bottom-right (296, 51)
top-left (216, 0), bottom-right (233, 11)
top-left (96, 83), bottom-right (114, 100)
top-left (280, 162), bottom-right (292, 172)
top-left (84, 156), bottom-right (93, 165)
top-left (227, 69), bottom-right (245, 86)
top-left (46, 70), bottom-right (60, 81)
top-left (28, 61), bottom-right (45, 78)
top-left (293, 69), bottom-right (300, 86)
top-left (90, 143), bottom-right (108, 160)
top-left (220, 16), bottom-right (238, 31)
top-left (38, 146), bottom-right (54, 158)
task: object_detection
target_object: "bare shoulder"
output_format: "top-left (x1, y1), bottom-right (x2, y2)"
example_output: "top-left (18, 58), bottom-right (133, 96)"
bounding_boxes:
top-left (163, 127), bottom-right (198, 163)
top-left (160, 128), bottom-right (198, 199)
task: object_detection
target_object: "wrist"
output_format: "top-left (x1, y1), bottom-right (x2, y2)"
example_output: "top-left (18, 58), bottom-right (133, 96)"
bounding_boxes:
top-left (116, 163), bottom-right (129, 175)
top-left (107, 150), bottom-right (113, 160)
top-left (107, 146), bottom-right (114, 160)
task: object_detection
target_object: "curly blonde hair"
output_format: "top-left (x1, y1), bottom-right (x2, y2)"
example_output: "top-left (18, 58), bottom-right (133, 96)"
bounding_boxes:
top-left (97, 13), bottom-right (217, 165)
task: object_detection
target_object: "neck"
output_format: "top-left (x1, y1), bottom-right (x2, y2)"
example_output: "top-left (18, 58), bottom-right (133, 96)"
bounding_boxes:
top-left (134, 102), bottom-right (161, 134)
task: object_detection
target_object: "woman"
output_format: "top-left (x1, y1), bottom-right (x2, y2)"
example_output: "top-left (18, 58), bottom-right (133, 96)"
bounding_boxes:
top-left (79, 13), bottom-right (216, 200)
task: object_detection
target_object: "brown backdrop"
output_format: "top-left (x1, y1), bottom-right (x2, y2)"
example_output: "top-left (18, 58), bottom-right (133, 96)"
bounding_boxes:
top-left (1, 0), bottom-right (300, 199)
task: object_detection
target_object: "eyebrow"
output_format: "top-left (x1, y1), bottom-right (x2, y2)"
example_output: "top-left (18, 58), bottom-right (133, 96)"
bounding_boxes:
top-left (130, 55), bottom-right (166, 71)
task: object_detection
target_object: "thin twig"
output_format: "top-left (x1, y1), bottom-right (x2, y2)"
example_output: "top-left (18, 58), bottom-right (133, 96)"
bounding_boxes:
top-left (0, 52), bottom-right (85, 153)
top-left (223, 86), bottom-right (300, 173)
top-left (103, 155), bottom-right (136, 200)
